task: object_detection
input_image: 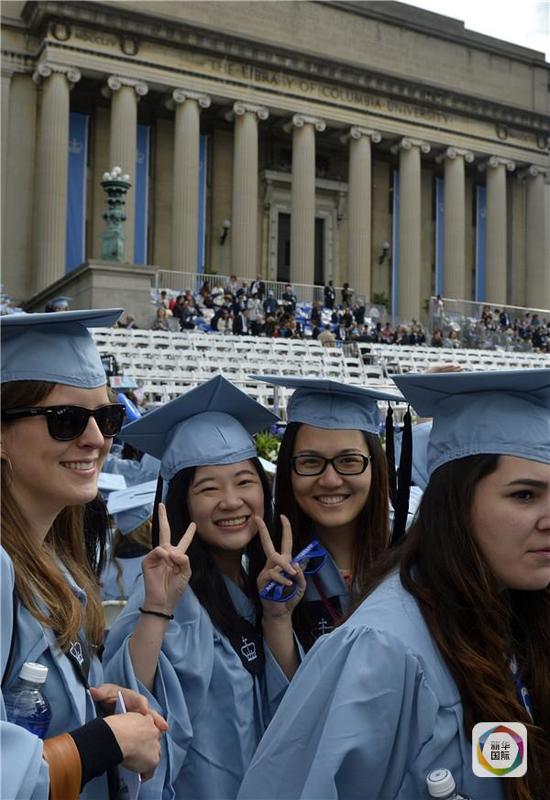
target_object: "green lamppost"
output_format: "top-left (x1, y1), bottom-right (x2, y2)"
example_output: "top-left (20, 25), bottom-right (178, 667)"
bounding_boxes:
top-left (100, 166), bottom-right (132, 262)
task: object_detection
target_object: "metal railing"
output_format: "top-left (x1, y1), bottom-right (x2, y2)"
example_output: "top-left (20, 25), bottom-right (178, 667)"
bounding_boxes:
top-left (153, 269), bottom-right (388, 318)
top-left (428, 296), bottom-right (550, 352)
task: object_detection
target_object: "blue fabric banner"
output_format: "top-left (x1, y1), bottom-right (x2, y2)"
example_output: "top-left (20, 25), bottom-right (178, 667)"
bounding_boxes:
top-left (475, 185), bottom-right (487, 302)
top-left (391, 170), bottom-right (400, 319)
top-left (134, 125), bottom-right (150, 264)
top-left (435, 177), bottom-right (444, 296)
top-left (65, 113), bottom-right (89, 272)
top-left (197, 135), bottom-right (208, 273)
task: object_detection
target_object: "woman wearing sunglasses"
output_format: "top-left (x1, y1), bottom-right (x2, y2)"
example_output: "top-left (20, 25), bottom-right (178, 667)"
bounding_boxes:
top-left (255, 377), bottom-right (402, 651)
top-left (1, 309), bottom-right (165, 800)
top-left (103, 376), bottom-right (306, 800)
top-left (239, 369), bottom-right (550, 800)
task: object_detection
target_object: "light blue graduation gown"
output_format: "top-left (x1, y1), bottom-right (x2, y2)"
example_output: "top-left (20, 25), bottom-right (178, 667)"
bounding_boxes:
top-left (101, 555), bottom-right (145, 601)
top-left (103, 574), bottom-right (292, 800)
top-left (1, 547), bottom-right (108, 800)
top-left (298, 553), bottom-right (350, 645)
top-left (238, 571), bottom-right (506, 800)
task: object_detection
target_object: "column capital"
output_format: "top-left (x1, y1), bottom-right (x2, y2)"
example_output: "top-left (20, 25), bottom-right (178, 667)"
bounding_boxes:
top-left (232, 101), bottom-right (269, 121)
top-left (435, 146), bottom-right (475, 164)
top-left (518, 164), bottom-right (549, 178)
top-left (391, 137), bottom-right (431, 155)
top-left (477, 155), bottom-right (516, 172)
top-left (32, 62), bottom-right (81, 86)
top-left (103, 75), bottom-right (148, 98)
top-left (170, 88), bottom-right (211, 110)
top-left (285, 113), bottom-right (326, 133)
top-left (341, 126), bottom-right (382, 145)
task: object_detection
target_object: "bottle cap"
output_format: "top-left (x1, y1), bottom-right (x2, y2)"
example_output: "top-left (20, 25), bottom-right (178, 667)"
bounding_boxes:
top-left (426, 768), bottom-right (455, 798)
top-left (19, 662), bottom-right (48, 684)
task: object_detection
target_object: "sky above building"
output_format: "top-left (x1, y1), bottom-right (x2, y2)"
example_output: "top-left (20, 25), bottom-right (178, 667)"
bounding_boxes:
top-left (399, 0), bottom-right (550, 60)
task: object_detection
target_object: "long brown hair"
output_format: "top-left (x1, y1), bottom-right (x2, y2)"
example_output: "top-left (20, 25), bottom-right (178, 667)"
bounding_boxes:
top-left (1, 381), bottom-right (105, 652)
top-left (275, 423), bottom-right (389, 646)
top-left (359, 455), bottom-right (550, 800)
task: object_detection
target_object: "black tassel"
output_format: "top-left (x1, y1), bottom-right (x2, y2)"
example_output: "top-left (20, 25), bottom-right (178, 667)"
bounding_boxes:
top-left (385, 405), bottom-right (397, 509)
top-left (391, 407), bottom-right (413, 546)
top-left (151, 475), bottom-right (164, 549)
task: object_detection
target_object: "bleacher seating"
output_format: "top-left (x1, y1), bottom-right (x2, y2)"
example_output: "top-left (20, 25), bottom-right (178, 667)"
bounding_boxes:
top-left (91, 329), bottom-right (549, 420)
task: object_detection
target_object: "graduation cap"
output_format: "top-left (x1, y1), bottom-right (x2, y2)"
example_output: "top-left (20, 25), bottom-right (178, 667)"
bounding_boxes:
top-left (250, 376), bottom-right (403, 434)
top-left (120, 375), bottom-right (278, 482)
top-left (252, 376), bottom-right (411, 545)
top-left (107, 481), bottom-right (157, 536)
top-left (394, 420), bottom-right (432, 491)
top-left (392, 369), bottom-right (550, 477)
top-left (98, 473), bottom-right (127, 493)
top-left (0, 308), bottom-right (122, 388)
top-left (107, 480), bottom-right (158, 516)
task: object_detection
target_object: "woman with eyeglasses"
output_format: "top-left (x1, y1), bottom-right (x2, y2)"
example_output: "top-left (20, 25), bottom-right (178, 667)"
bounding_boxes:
top-left (254, 377), bottom-right (403, 651)
top-left (238, 369), bottom-right (550, 800)
top-left (103, 375), bottom-right (307, 800)
top-left (1, 309), bottom-right (166, 800)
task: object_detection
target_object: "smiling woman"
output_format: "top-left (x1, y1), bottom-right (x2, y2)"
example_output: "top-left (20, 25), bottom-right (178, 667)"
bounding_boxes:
top-left (0, 309), bottom-right (164, 800)
top-left (103, 375), bottom-right (306, 800)
top-left (255, 376), bottom-right (402, 651)
top-left (238, 369), bottom-right (550, 800)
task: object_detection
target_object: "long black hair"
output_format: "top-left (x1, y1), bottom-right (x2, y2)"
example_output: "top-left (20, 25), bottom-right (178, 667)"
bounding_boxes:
top-left (164, 457), bottom-right (276, 638)
top-left (275, 422), bottom-right (390, 646)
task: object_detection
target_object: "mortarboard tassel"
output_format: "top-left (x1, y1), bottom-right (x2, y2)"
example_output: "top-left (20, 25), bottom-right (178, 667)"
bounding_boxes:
top-left (385, 404), bottom-right (397, 510)
top-left (151, 475), bottom-right (164, 549)
top-left (391, 406), bottom-right (412, 545)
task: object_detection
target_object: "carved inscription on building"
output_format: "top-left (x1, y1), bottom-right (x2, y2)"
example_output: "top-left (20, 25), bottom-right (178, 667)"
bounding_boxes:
top-left (203, 58), bottom-right (451, 124)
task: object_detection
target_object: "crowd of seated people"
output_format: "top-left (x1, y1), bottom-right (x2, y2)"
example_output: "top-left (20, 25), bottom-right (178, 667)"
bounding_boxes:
top-left (137, 281), bottom-right (549, 355)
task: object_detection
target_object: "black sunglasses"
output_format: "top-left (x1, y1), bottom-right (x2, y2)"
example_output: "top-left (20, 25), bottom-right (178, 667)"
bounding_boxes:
top-left (1, 404), bottom-right (126, 441)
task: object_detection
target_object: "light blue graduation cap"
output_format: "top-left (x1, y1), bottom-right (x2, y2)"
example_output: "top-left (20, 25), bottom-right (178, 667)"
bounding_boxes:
top-left (395, 421), bottom-right (432, 491)
top-left (98, 472), bottom-right (127, 493)
top-left (0, 308), bottom-right (122, 388)
top-left (392, 369), bottom-right (550, 476)
top-left (251, 376), bottom-right (403, 434)
top-left (120, 375), bottom-right (279, 481)
top-left (107, 480), bottom-right (157, 536)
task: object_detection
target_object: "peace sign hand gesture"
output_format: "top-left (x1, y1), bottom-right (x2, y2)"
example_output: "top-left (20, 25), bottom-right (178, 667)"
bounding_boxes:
top-left (141, 503), bottom-right (196, 615)
top-left (256, 514), bottom-right (306, 617)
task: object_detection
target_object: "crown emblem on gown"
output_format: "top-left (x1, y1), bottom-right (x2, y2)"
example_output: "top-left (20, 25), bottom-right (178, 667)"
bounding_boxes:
top-left (240, 637), bottom-right (257, 662)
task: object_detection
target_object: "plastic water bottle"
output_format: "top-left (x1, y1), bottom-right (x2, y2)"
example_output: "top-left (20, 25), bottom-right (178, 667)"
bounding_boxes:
top-left (426, 768), bottom-right (471, 799)
top-left (4, 662), bottom-right (52, 739)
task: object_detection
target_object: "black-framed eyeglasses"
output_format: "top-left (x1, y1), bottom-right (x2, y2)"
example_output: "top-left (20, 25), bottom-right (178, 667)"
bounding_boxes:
top-left (291, 453), bottom-right (372, 477)
top-left (1, 404), bottom-right (126, 441)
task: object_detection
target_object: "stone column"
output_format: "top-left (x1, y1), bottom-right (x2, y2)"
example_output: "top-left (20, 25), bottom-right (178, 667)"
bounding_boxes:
top-left (288, 113), bottom-right (326, 286)
top-left (32, 62), bottom-right (81, 293)
top-left (344, 126), bottom-right (381, 300)
top-left (229, 101), bottom-right (269, 279)
top-left (524, 166), bottom-right (550, 309)
top-left (480, 156), bottom-right (515, 305)
top-left (392, 137), bottom-right (431, 320)
top-left (437, 146), bottom-right (474, 300)
top-left (1, 68), bottom-right (13, 272)
top-left (105, 75), bottom-right (148, 263)
top-left (170, 89), bottom-right (211, 272)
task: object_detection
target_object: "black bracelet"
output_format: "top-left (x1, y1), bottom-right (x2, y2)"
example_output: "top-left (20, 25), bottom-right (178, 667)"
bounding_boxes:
top-left (139, 606), bottom-right (174, 620)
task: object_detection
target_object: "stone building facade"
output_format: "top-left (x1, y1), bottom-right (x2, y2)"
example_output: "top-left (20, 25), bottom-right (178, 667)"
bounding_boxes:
top-left (2, 0), bottom-right (549, 320)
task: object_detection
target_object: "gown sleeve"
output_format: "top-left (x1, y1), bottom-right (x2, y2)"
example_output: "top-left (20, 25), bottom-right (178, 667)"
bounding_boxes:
top-left (1, 548), bottom-right (50, 800)
top-left (237, 623), bottom-right (440, 800)
top-left (103, 576), bottom-right (210, 799)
